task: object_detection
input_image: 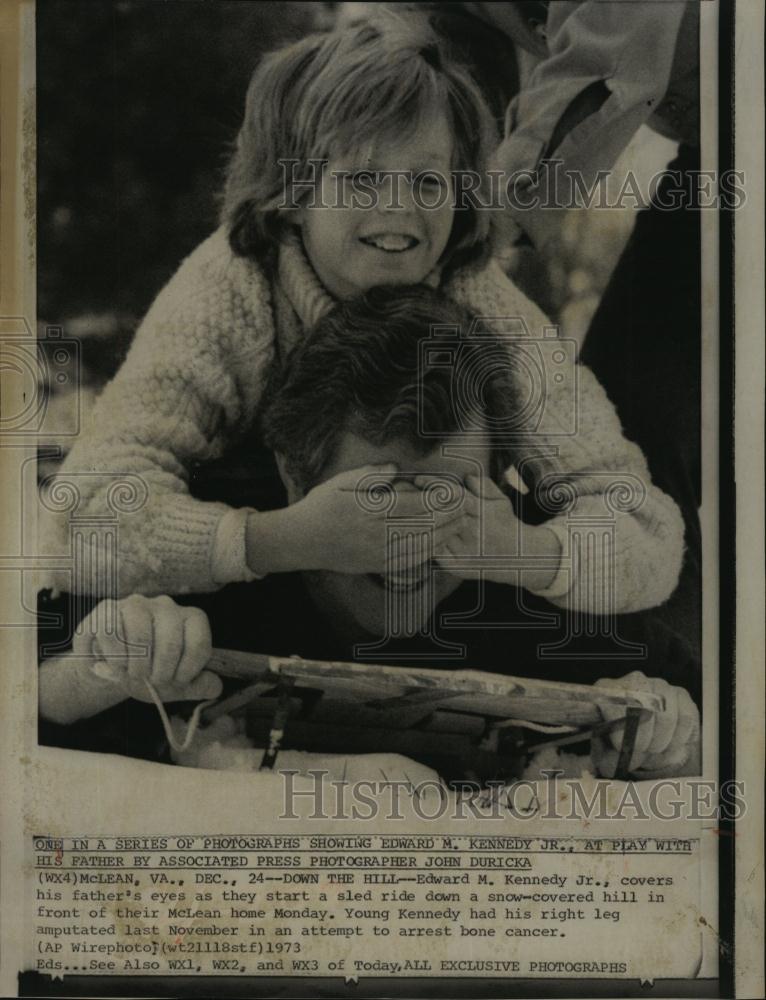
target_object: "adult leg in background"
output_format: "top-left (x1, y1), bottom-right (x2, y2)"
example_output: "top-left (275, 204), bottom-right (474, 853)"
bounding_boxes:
top-left (580, 145), bottom-right (702, 663)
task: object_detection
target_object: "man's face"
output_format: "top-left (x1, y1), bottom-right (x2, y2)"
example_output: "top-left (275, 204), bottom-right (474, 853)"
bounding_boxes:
top-left (293, 429), bottom-right (492, 640)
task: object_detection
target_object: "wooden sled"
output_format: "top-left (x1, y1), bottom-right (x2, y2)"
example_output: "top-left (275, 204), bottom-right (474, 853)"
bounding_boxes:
top-left (201, 650), bottom-right (664, 783)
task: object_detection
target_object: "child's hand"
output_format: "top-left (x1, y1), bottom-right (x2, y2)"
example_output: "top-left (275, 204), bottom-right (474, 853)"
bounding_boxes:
top-left (75, 595), bottom-right (223, 704)
top-left (287, 465), bottom-right (465, 575)
top-left (414, 474), bottom-right (560, 592)
top-left (591, 672), bottom-right (701, 778)
top-left (422, 473), bottom-right (516, 571)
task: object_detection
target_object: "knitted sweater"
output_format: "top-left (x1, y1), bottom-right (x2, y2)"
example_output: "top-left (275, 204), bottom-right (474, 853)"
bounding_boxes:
top-left (43, 229), bottom-right (684, 612)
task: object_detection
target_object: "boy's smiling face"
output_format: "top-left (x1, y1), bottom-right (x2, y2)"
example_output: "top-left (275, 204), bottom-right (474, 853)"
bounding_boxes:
top-left (298, 113), bottom-right (455, 299)
top-left (280, 427), bottom-right (492, 641)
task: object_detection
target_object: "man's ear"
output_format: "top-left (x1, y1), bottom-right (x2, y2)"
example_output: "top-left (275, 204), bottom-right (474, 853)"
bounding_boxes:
top-left (275, 452), bottom-right (304, 504)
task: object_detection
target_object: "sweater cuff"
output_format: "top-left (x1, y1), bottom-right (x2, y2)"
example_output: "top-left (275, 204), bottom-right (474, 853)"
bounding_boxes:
top-left (211, 507), bottom-right (261, 585)
top-left (526, 522), bottom-right (576, 601)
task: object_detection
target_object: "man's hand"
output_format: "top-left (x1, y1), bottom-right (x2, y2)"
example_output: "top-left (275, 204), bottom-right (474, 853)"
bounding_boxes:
top-left (268, 465), bottom-right (465, 576)
top-left (74, 595), bottom-right (222, 704)
top-left (591, 672), bottom-right (701, 778)
top-left (415, 474), bottom-right (560, 592)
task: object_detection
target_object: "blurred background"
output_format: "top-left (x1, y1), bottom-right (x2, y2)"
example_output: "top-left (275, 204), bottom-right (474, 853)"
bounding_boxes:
top-left (37, 0), bottom-right (677, 472)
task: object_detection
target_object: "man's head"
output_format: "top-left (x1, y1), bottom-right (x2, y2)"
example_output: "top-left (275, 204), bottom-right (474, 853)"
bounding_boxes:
top-left (260, 284), bottom-right (522, 638)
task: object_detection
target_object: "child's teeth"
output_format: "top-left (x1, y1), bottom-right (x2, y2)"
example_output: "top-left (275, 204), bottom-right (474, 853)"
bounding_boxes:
top-left (366, 234), bottom-right (415, 251)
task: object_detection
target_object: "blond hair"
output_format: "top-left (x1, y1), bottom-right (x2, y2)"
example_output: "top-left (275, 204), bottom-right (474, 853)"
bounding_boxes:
top-left (220, 7), bottom-right (498, 274)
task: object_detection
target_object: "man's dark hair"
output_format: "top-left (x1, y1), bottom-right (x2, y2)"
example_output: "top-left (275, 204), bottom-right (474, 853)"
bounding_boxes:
top-left (260, 285), bottom-right (522, 489)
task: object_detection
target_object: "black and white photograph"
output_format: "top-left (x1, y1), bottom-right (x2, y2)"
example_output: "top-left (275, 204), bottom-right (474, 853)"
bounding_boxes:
top-left (0, 1), bottom-right (762, 998)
